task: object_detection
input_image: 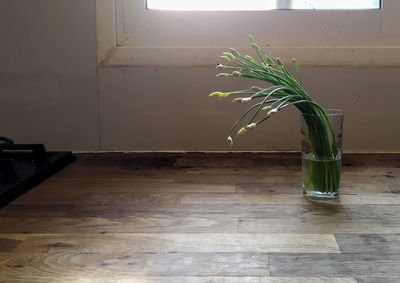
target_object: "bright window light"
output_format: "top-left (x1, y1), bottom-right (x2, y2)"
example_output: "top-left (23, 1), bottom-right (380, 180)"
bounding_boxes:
top-left (147, 0), bottom-right (381, 11)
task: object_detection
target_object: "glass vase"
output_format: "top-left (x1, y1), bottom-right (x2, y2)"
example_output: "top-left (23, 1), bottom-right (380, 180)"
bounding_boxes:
top-left (300, 109), bottom-right (344, 201)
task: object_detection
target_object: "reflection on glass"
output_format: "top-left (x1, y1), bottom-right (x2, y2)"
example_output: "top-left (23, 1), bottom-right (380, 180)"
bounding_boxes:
top-left (147, 0), bottom-right (381, 11)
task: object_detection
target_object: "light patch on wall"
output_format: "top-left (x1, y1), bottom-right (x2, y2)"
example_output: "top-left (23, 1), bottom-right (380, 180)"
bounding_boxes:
top-left (146, 0), bottom-right (381, 11)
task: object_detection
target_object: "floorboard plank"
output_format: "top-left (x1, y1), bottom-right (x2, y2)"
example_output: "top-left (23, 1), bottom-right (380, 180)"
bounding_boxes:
top-left (335, 234), bottom-right (400, 254)
top-left (33, 179), bottom-right (236, 193)
top-left (0, 203), bottom-right (346, 218)
top-left (238, 217), bottom-right (400, 234)
top-left (8, 234), bottom-right (339, 254)
top-left (0, 215), bottom-right (238, 234)
top-left (269, 254), bottom-right (400, 277)
top-left (181, 193), bottom-right (400, 205)
top-left (0, 276), bottom-right (359, 283)
top-left (0, 252), bottom-right (269, 277)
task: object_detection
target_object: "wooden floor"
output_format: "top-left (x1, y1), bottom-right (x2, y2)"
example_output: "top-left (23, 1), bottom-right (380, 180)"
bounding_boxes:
top-left (0, 153), bottom-right (400, 283)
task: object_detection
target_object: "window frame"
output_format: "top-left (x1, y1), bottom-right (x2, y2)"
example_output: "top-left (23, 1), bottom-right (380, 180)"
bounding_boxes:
top-left (96, 0), bottom-right (400, 66)
top-left (146, 0), bottom-right (381, 11)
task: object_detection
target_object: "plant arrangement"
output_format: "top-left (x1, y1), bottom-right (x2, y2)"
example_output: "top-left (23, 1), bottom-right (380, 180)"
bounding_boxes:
top-left (210, 35), bottom-right (342, 199)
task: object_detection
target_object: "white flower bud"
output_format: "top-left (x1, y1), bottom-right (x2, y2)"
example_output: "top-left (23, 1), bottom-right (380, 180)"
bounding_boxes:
top-left (227, 136), bottom-right (233, 146)
top-left (262, 105), bottom-right (272, 111)
top-left (216, 73), bottom-right (232, 77)
top-left (246, 123), bottom-right (257, 130)
top-left (244, 55), bottom-right (256, 63)
top-left (237, 127), bottom-right (248, 136)
top-left (232, 71), bottom-right (242, 77)
top-left (232, 97), bottom-right (251, 103)
top-left (250, 42), bottom-right (261, 51)
top-left (249, 34), bottom-right (255, 43)
top-left (267, 108), bottom-right (278, 115)
top-left (229, 48), bottom-right (240, 57)
top-left (222, 52), bottom-right (235, 60)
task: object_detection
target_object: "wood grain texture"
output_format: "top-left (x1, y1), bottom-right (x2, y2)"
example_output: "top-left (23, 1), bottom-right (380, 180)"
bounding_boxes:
top-left (0, 276), bottom-right (358, 283)
top-left (355, 277), bottom-right (400, 283)
top-left (0, 152), bottom-right (399, 282)
top-left (32, 178), bottom-right (236, 193)
top-left (269, 254), bottom-right (400, 277)
top-left (0, 215), bottom-right (238, 234)
top-left (8, 234), bottom-right (338, 254)
top-left (181, 193), bottom-right (400, 205)
top-left (335, 234), bottom-right (400, 254)
top-left (0, 252), bottom-right (269, 277)
top-left (0, 235), bottom-right (26, 253)
top-left (238, 216), bottom-right (400, 234)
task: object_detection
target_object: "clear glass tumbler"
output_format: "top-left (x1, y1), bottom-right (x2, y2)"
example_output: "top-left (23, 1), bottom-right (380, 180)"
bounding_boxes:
top-left (300, 109), bottom-right (344, 200)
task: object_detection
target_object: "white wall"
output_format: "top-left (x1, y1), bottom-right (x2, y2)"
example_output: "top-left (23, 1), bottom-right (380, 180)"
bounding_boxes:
top-left (0, 0), bottom-right (99, 151)
top-left (1, 1), bottom-right (399, 152)
top-left (98, 66), bottom-right (400, 152)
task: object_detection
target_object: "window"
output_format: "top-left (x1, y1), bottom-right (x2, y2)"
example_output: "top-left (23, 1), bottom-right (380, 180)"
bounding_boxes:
top-left (96, 0), bottom-right (400, 66)
top-left (147, 0), bottom-right (381, 11)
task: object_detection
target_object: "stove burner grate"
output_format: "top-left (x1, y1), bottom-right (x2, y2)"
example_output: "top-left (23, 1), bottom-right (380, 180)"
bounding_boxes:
top-left (0, 137), bottom-right (75, 208)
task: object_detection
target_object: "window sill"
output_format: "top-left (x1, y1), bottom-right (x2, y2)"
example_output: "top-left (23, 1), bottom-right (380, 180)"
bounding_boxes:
top-left (98, 45), bottom-right (400, 67)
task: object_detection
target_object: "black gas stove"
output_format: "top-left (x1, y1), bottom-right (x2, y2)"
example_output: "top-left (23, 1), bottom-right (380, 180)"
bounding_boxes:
top-left (0, 136), bottom-right (75, 207)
